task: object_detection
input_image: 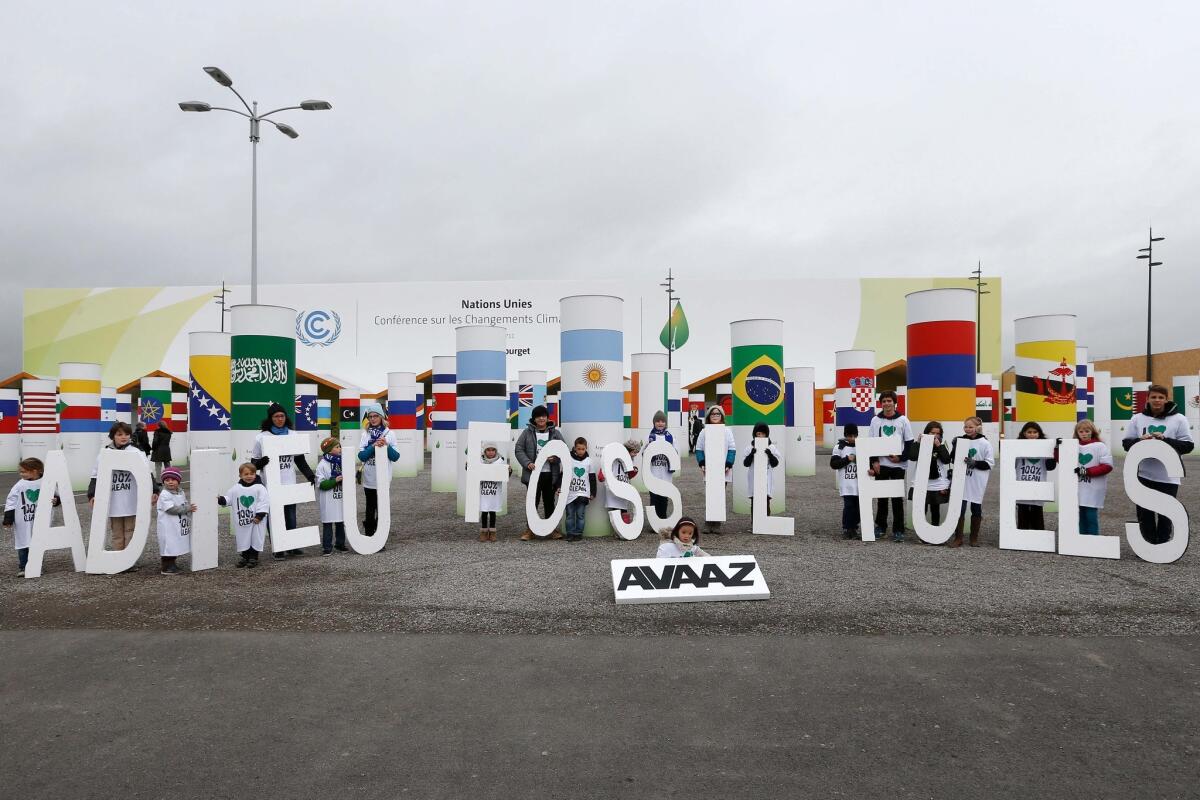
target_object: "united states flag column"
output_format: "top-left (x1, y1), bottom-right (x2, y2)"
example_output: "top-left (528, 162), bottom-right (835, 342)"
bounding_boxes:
top-left (429, 356), bottom-right (457, 493)
top-left (230, 306), bottom-right (297, 462)
top-left (188, 332), bottom-right (233, 471)
top-left (456, 326), bottom-right (508, 516)
top-left (731, 319), bottom-right (786, 515)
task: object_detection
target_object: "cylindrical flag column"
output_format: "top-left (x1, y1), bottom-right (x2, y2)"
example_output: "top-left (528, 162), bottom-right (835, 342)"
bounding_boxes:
top-left (171, 391), bottom-right (189, 465)
top-left (388, 371), bottom-right (419, 478)
top-left (786, 367), bottom-right (816, 476)
top-left (547, 394), bottom-right (559, 426)
top-left (337, 389), bottom-right (361, 453)
top-left (189, 331), bottom-right (233, 464)
top-left (622, 378), bottom-right (632, 436)
top-left (20, 379), bottom-right (58, 461)
top-left (630, 353), bottom-right (669, 440)
top-left (834, 350), bottom-right (876, 441)
top-left (667, 369), bottom-right (684, 450)
top-left (516, 370), bottom-right (547, 478)
top-left (59, 362), bottom-right (103, 491)
top-left (560, 295), bottom-right (624, 536)
top-left (139, 376), bottom-right (173, 433)
top-left (1092, 371), bottom-right (1112, 440)
top-left (456, 326), bottom-right (507, 515)
top-left (101, 387), bottom-right (117, 424)
top-left (430, 357), bottom-right (457, 492)
top-left (508, 380), bottom-right (521, 476)
top-left (717, 383), bottom-right (733, 420)
top-left (294, 382), bottom-right (319, 460)
top-left (0, 388), bottom-right (19, 471)
top-left (230, 305), bottom-right (296, 462)
top-left (1109, 376), bottom-right (1134, 444)
top-left (731, 319), bottom-right (786, 514)
top-left (1075, 347), bottom-right (1090, 421)
top-left (1003, 390), bottom-right (1017, 438)
top-left (821, 393), bottom-right (835, 447)
top-left (688, 393), bottom-right (705, 420)
top-left (1133, 381), bottom-right (1150, 415)
top-left (116, 393), bottom-right (132, 424)
top-left (976, 373), bottom-right (998, 441)
top-left (1173, 375), bottom-right (1200, 438)
top-left (1014, 314), bottom-right (1077, 439)
top-left (906, 288), bottom-right (976, 438)
top-left (415, 388), bottom-right (426, 454)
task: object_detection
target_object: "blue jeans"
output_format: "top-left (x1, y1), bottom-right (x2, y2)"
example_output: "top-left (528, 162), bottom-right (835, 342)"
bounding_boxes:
top-left (18, 547), bottom-right (29, 569)
top-left (321, 522), bottom-right (345, 550)
top-left (566, 498), bottom-right (588, 535)
top-left (841, 496), bottom-right (860, 530)
top-left (1080, 506), bottom-right (1100, 535)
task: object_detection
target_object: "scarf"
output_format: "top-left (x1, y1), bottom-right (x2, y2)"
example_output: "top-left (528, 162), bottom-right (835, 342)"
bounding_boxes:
top-left (323, 452), bottom-right (342, 477)
top-left (271, 424), bottom-right (289, 435)
top-left (365, 424), bottom-right (387, 445)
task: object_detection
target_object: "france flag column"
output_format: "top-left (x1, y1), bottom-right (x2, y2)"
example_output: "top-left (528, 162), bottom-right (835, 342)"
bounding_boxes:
top-left (59, 362), bottom-right (103, 490)
top-left (456, 326), bottom-right (508, 515)
top-left (430, 357), bottom-right (457, 493)
top-left (560, 295), bottom-right (625, 537)
top-left (0, 389), bottom-right (21, 471)
top-left (730, 319), bottom-right (786, 515)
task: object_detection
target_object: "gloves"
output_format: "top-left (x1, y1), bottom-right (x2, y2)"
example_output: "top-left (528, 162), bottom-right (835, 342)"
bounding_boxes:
top-left (766, 451), bottom-right (779, 468)
top-left (743, 452), bottom-right (755, 467)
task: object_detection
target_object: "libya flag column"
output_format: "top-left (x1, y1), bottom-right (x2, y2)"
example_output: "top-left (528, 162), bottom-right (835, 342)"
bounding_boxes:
top-left (785, 366), bottom-right (816, 477)
top-left (188, 331), bottom-right (233, 474)
top-left (59, 362), bottom-right (103, 491)
top-left (1014, 314), bottom-right (1077, 439)
top-left (456, 326), bottom-right (508, 516)
top-left (730, 319), bottom-right (786, 515)
top-left (230, 305), bottom-right (296, 463)
top-left (430, 356), bottom-right (457, 493)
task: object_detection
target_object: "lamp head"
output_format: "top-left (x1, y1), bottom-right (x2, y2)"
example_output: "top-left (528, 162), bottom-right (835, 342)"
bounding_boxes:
top-left (204, 66), bottom-right (234, 87)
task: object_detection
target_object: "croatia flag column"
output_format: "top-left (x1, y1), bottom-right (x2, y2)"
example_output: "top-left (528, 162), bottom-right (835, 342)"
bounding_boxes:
top-left (20, 379), bottom-right (58, 461)
top-left (1014, 314), bottom-right (1077, 440)
top-left (834, 350), bottom-right (876, 442)
top-left (387, 371), bottom-right (419, 478)
top-left (560, 295), bottom-right (625, 536)
top-left (786, 367), bottom-right (816, 477)
top-left (731, 319), bottom-right (786, 515)
top-left (429, 357), bottom-right (457, 493)
top-left (906, 288), bottom-right (977, 439)
top-left (59, 362), bottom-right (103, 490)
top-left (455, 326), bottom-right (508, 515)
top-left (188, 331), bottom-right (233, 467)
top-left (230, 305), bottom-right (297, 462)
top-left (0, 388), bottom-right (19, 471)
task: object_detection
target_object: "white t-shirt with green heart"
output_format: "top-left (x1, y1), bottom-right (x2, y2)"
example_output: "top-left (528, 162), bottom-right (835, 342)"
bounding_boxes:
top-left (1077, 440), bottom-right (1113, 509)
top-left (564, 456), bottom-right (595, 502)
top-left (868, 414), bottom-right (913, 467)
top-left (1123, 412), bottom-right (1192, 485)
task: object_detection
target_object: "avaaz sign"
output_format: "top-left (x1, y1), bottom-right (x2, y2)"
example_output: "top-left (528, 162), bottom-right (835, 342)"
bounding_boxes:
top-left (610, 556), bottom-right (771, 604)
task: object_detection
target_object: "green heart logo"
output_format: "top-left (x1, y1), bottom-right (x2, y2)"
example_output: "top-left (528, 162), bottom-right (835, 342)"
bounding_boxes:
top-left (882, 425), bottom-right (896, 436)
top-left (25, 488), bottom-right (39, 504)
top-left (435, 440), bottom-right (441, 449)
top-left (538, 439), bottom-right (547, 447)
top-left (573, 466), bottom-right (585, 477)
top-left (239, 495), bottom-right (254, 508)
top-left (968, 448), bottom-right (977, 458)
top-left (1079, 453), bottom-right (1093, 465)
top-left (1148, 425), bottom-right (1166, 434)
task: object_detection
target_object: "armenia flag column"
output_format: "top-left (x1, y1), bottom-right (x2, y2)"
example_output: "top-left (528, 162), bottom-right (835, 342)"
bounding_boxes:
top-left (560, 295), bottom-right (624, 537)
top-left (58, 362), bottom-right (103, 491)
top-left (1014, 314), bottom-right (1077, 440)
top-left (455, 326), bottom-right (507, 515)
top-left (430, 356), bottom-right (457, 493)
top-left (230, 305), bottom-right (297, 462)
top-left (0, 388), bottom-right (18, 471)
top-left (905, 288), bottom-right (976, 439)
top-left (188, 331), bottom-right (233, 466)
top-left (731, 319), bottom-right (786, 515)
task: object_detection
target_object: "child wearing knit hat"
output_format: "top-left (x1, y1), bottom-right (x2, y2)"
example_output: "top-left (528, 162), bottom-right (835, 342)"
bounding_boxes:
top-left (316, 437), bottom-right (347, 554)
top-left (155, 467), bottom-right (195, 574)
top-left (645, 410), bottom-right (677, 521)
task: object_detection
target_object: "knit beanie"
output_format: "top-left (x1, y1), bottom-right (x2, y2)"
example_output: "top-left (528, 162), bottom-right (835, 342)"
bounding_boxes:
top-left (320, 436), bottom-right (340, 454)
top-left (652, 410), bottom-right (668, 425)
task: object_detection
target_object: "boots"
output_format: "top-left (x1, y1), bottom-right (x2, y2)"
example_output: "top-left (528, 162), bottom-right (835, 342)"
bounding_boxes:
top-left (479, 530), bottom-right (489, 542)
top-left (949, 517), bottom-right (964, 548)
top-left (969, 516), bottom-right (981, 547)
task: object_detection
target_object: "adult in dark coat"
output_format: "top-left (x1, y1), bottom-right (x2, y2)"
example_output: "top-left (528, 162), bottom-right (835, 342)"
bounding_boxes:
top-left (513, 405), bottom-right (566, 541)
top-left (150, 425), bottom-right (173, 479)
top-left (134, 422), bottom-right (152, 456)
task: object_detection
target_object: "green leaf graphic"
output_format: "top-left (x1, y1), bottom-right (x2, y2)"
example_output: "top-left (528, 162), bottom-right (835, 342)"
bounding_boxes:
top-left (659, 301), bottom-right (690, 351)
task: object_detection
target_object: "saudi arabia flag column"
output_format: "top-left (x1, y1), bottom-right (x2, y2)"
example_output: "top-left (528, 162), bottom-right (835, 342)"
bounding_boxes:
top-left (230, 305), bottom-right (296, 463)
top-left (730, 319), bottom-right (786, 515)
top-left (1109, 376), bottom-right (1134, 445)
top-left (59, 362), bottom-right (103, 490)
top-left (456, 326), bottom-right (507, 516)
top-left (906, 288), bottom-right (977, 439)
top-left (560, 295), bottom-right (624, 536)
top-left (429, 357), bottom-right (457, 493)
top-left (785, 366), bottom-right (816, 477)
top-left (388, 371), bottom-right (419, 478)
top-left (1015, 314), bottom-right (1077, 440)
top-left (0, 388), bottom-right (18, 471)
top-left (188, 331), bottom-right (233, 471)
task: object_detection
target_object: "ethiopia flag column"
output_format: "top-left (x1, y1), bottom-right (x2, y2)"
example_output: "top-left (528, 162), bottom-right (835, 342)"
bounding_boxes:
top-left (786, 366), bottom-right (816, 477)
top-left (835, 350), bottom-right (876, 441)
top-left (560, 295), bottom-right (625, 537)
top-left (429, 356), bottom-right (457, 493)
top-left (139, 377), bottom-right (173, 434)
top-left (731, 319), bottom-right (786, 515)
top-left (188, 331), bottom-right (233, 466)
top-left (0, 388), bottom-right (19, 471)
top-left (230, 305), bottom-right (297, 463)
top-left (906, 288), bottom-right (976, 439)
top-left (1109, 376), bottom-right (1134, 445)
top-left (456, 326), bottom-right (507, 515)
top-left (1015, 314), bottom-right (1077, 439)
top-left (59, 362), bottom-right (103, 490)
top-left (338, 389), bottom-right (361, 453)
top-left (20, 379), bottom-right (58, 461)
top-left (388, 371), bottom-right (419, 478)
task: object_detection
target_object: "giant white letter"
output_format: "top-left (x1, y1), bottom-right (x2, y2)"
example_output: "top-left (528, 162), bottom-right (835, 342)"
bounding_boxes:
top-left (751, 438), bottom-right (793, 536)
top-left (911, 434), bottom-right (968, 545)
top-left (260, 432), bottom-right (320, 552)
top-left (856, 435), bottom-right (905, 542)
top-left (602, 442), bottom-right (644, 540)
top-left (24, 450), bottom-right (85, 579)
top-left (702, 423), bottom-right (729, 524)
top-left (188, 448), bottom-right (223, 571)
top-left (1123, 439), bottom-right (1189, 564)
top-left (641, 438), bottom-right (682, 533)
top-left (525, 439), bottom-right (571, 537)
top-left (86, 447), bottom-right (153, 574)
top-left (998, 438), bottom-right (1056, 553)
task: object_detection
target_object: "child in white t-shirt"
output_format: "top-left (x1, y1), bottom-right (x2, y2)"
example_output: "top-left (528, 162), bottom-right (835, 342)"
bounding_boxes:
top-left (742, 422), bottom-right (782, 520)
top-left (478, 445), bottom-right (505, 542)
top-left (656, 517), bottom-right (709, 558)
top-left (560, 437), bottom-right (597, 542)
top-left (1014, 422), bottom-right (1057, 531)
top-left (217, 463), bottom-right (270, 568)
top-left (949, 416), bottom-right (993, 548)
top-left (3, 457), bottom-right (59, 576)
top-left (315, 437), bottom-right (346, 554)
top-left (645, 411), bottom-right (677, 521)
top-left (1073, 420), bottom-right (1113, 535)
top-left (88, 421), bottom-right (158, 564)
top-left (155, 467), bottom-right (195, 575)
top-left (829, 424), bottom-right (860, 539)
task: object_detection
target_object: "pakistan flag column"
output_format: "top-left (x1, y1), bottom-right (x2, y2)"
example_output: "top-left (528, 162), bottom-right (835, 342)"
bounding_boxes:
top-left (560, 295), bottom-right (625, 536)
top-left (0, 388), bottom-right (18, 471)
top-left (20, 379), bottom-right (58, 461)
top-left (388, 371), bottom-right (419, 478)
top-left (1014, 314), bottom-right (1077, 439)
top-left (230, 305), bottom-right (296, 462)
top-left (456, 326), bottom-right (507, 515)
top-left (429, 357), bottom-right (457, 493)
top-left (188, 332), bottom-right (233, 468)
top-left (785, 367), bottom-right (816, 477)
top-left (731, 319), bottom-right (786, 515)
top-left (58, 362), bottom-right (103, 491)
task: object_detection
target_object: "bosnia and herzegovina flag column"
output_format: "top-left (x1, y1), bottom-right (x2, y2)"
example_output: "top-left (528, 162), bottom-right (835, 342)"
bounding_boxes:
top-left (906, 288), bottom-right (976, 439)
top-left (731, 318), bottom-right (785, 515)
top-left (59, 362), bottom-right (103, 490)
top-left (189, 331), bottom-right (232, 472)
top-left (1015, 314), bottom-right (1077, 439)
top-left (230, 305), bottom-right (296, 463)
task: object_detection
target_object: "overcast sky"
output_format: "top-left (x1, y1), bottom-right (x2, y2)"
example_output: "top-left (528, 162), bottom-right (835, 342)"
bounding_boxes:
top-left (4, 1), bottom-right (1198, 378)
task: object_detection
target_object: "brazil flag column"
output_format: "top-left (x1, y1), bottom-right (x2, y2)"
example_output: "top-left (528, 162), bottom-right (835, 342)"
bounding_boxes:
top-left (1015, 314), bottom-right (1077, 439)
top-left (456, 326), bottom-right (507, 515)
top-left (59, 363), bottom-right (103, 490)
top-left (730, 319), bottom-right (786, 515)
top-left (188, 332), bottom-right (232, 468)
top-left (906, 288), bottom-right (976, 439)
top-left (230, 305), bottom-right (296, 462)
top-left (560, 295), bottom-right (625, 536)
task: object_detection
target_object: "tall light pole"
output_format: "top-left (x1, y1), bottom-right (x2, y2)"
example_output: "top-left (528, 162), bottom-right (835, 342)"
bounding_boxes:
top-left (969, 261), bottom-right (990, 372)
top-left (660, 268), bottom-right (680, 368)
top-left (179, 66), bottom-right (331, 304)
top-left (1136, 228), bottom-right (1164, 382)
top-left (213, 280), bottom-right (231, 332)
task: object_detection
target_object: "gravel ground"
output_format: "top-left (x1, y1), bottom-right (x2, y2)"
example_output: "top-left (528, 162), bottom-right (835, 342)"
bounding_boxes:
top-left (1, 452), bottom-right (1196, 636)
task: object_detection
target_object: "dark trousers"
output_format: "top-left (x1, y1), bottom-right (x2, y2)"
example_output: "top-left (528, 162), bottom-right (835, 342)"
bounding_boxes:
top-left (18, 547), bottom-right (29, 569)
top-left (535, 473), bottom-right (556, 519)
top-left (925, 494), bottom-right (943, 526)
top-left (650, 493), bottom-right (670, 520)
top-left (284, 503), bottom-right (303, 553)
top-left (363, 488), bottom-right (378, 535)
top-left (1016, 503), bottom-right (1045, 531)
top-left (960, 501), bottom-right (982, 520)
top-left (874, 466), bottom-right (906, 532)
top-left (842, 495), bottom-right (860, 530)
top-left (480, 511), bottom-right (497, 529)
top-left (321, 522), bottom-right (346, 550)
top-left (1136, 478), bottom-right (1180, 544)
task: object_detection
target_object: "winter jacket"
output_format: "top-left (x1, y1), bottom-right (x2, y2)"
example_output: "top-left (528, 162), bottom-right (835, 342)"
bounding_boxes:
top-left (150, 426), bottom-right (173, 464)
top-left (514, 421), bottom-right (567, 486)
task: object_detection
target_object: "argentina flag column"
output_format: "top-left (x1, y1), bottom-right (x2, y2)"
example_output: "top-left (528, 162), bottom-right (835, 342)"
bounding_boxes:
top-left (429, 356), bottom-right (457, 493)
top-left (560, 295), bottom-right (625, 537)
top-left (230, 305), bottom-right (297, 463)
top-left (456, 326), bottom-right (508, 515)
top-left (731, 319), bottom-right (786, 515)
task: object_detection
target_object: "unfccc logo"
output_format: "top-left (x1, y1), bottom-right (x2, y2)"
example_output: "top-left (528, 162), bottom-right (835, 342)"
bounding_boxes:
top-left (296, 309), bottom-right (342, 347)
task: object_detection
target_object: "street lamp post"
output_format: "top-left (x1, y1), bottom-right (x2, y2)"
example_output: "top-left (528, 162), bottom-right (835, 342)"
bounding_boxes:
top-left (179, 66), bottom-right (331, 304)
top-left (969, 261), bottom-right (990, 372)
top-left (1136, 228), bottom-right (1164, 382)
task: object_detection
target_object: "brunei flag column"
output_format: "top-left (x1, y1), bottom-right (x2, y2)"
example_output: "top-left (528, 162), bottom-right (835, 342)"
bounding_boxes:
top-left (730, 319), bottom-right (786, 515)
top-left (1015, 315), bottom-right (1078, 440)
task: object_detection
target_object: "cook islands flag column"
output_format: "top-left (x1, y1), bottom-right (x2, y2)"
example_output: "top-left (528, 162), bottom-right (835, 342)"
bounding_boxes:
top-left (188, 331), bottom-right (233, 466)
top-left (560, 295), bottom-right (625, 537)
top-left (58, 362), bottom-right (103, 491)
top-left (906, 288), bottom-right (976, 439)
top-left (455, 326), bottom-right (507, 515)
top-left (731, 319), bottom-right (786, 515)
top-left (230, 305), bottom-right (296, 462)
top-left (834, 350), bottom-right (876, 441)
top-left (0, 388), bottom-right (18, 471)
top-left (1015, 314), bottom-right (1077, 439)
top-left (429, 357), bottom-right (457, 493)
top-left (785, 367), bottom-right (816, 477)
top-left (20, 379), bottom-right (58, 461)
top-left (388, 371), bottom-right (419, 478)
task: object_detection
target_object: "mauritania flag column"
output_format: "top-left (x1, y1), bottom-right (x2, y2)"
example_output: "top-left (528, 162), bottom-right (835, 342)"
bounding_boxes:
top-left (231, 305), bottom-right (296, 462)
top-left (1109, 376), bottom-right (1134, 444)
top-left (906, 288), bottom-right (976, 439)
top-left (388, 371), bottom-right (419, 478)
top-left (0, 388), bottom-right (19, 471)
top-left (21, 379), bottom-right (58, 461)
top-left (560, 295), bottom-right (625, 536)
top-left (630, 353), bottom-right (668, 440)
top-left (59, 362), bottom-right (103, 491)
top-left (785, 367), bottom-right (816, 477)
top-left (188, 332), bottom-right (233, 464)
top-left (834, 350), bottom-right (876, 441)
top-left (456, 326), bottom-right (507, 515)
top-left (430, 357), bottom-right (457, 493)
top-left (731, 319), bottom-right (786, 515)
top-left (1014, 314), bottom-right (1077, 439)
